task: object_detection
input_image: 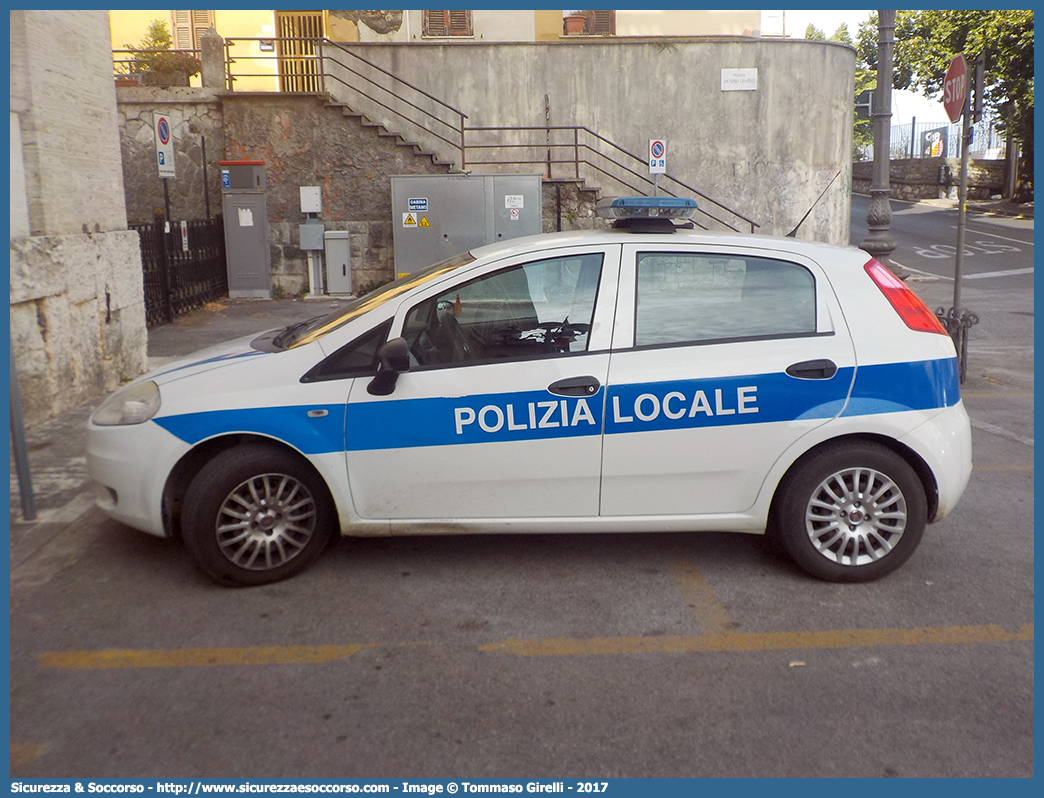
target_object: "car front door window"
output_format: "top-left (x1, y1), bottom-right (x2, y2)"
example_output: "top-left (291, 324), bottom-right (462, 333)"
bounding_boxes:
top-left (403, 253), bottom-right (603, 367)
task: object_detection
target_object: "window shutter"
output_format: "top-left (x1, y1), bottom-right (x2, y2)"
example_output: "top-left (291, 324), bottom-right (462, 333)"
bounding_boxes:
top-left (191, 10), bottom-right (215, 50)
top-left (172, 10), bottom-right (193, 49)
top-left (172, 10), bottom-right (216, 50)
top-left (448, 10), bottom-right (472, 35)
top-left (423, 10), bottom-right (472, 37)
top-left (423, 11), bottom-right (448, 37)
top-left (587, 10), bottom-right (615, 35)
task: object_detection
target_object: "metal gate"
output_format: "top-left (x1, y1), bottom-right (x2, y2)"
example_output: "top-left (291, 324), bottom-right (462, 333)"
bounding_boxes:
top-left (133, 216), bottom-right (228, 327)
top-left (276, 10), bottom-right (324, 92)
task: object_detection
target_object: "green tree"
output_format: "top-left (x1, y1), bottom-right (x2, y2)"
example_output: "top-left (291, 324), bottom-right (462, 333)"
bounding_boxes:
top-left (125, 19), bottom-right (202, 78)
top-left (126, 19), bottom-right (173, 54)
top-left (858, 10), bottom-right (1033, 197)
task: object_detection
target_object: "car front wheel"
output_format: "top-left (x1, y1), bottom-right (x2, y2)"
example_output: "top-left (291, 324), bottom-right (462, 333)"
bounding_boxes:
top-left (182, 444), bottom-right (334, 586)
top-left (775, 441), bottom-right (927, 582)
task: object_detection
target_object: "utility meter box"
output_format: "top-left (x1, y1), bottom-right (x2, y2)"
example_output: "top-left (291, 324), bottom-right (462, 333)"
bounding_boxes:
top-left (391, 174), bottom-right (542, 276)
top-left (324, 230), bottom-right (352, 295)
top-left (299, 223), bottom-right (325, 251)
top-left (219, 160), bottom-right (266, 192)
top-left (220, 160), bottom-right (271, 298)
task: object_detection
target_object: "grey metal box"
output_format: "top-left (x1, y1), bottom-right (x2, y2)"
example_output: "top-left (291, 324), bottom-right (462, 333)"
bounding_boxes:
top-left (219, 161), bottom-right (266, 192)
top-left (222, 193), bottom-right (271, 298)
top-left (299, 223), bottom-right (326, 251)
top-left (391, 174), bottom-right (542, 276)
top-left (324, 230), bottom-right (352, 295)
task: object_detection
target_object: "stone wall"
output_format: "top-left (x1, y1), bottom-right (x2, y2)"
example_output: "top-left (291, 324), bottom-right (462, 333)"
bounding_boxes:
top-left (541, 181), bottom-right (608, 233)
top-left (852, 157), bottom-right (1006, 201)
top-left (221, 94), bottom-right (454, 294)
top-left (10, 10), bottom-right (148, 427)
top-left (116, 87), bottom-right (225, 224)
top-left (10, 232), bottom-right (147, 424)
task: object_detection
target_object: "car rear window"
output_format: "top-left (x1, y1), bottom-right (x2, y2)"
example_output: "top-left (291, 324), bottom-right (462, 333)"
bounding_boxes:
top-left (634, 253), bottom-right (816, 347)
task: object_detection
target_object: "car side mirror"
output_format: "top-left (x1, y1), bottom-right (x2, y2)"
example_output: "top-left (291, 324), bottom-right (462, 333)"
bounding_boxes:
top-left (366, 337), bottom-right (411, 396)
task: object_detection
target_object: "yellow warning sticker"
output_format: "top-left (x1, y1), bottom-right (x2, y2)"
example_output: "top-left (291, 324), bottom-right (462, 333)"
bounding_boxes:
top-left (402, 213), bottom-right (417, 228)
top-left (419, 216), bottom-right (431, 228)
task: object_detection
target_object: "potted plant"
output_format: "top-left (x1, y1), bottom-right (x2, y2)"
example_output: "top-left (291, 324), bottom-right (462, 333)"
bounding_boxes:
top-left (125, 20), bottom-right (202, 87)
top-left (563, 11), bottom-right (587, 35)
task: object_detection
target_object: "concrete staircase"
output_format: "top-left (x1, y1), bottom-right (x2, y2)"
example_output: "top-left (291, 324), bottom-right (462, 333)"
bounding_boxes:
top-left (325, 101), bottom-right (457, 171)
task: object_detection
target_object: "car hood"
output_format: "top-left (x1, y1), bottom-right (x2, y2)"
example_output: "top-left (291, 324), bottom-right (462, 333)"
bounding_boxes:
top-left (146, 333), bottom-right (276, 387)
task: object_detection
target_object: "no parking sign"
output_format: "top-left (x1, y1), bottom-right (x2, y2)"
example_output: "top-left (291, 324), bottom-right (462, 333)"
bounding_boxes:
top-left (154, 112), bottom-right (175, 179)
top-left (649, 139), bottom-right (666, 174)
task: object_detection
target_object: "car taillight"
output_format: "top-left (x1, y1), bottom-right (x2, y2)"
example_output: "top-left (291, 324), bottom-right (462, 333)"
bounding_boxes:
top-left (864, 259), bottom-right (949, 335)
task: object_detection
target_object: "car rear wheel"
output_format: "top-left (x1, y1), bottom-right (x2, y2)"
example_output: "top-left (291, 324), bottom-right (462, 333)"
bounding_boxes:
top-left (775, 442), bottom-right (927, 582)
top-left (182, 444), bottom-right (334, 586)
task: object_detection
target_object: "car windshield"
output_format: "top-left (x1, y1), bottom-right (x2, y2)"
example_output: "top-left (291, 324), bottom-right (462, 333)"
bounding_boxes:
top-left (273, 251), bottom-right (477, 350)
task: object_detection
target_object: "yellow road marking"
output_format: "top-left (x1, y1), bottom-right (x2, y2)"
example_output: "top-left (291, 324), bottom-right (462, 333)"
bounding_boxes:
top-left (667, 549), bottom-right (734, 634)
top-left (34, 624), bottom-right (1034, 670)
top-left (11, 743), bottom-right (44, 768)
top-left (37, 643), bottom-right (375, 670)
top-left (478, 623), bottom-right (1033, 657)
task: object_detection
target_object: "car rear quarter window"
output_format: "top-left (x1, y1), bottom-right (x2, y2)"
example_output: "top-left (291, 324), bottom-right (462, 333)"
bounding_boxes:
top-left (634, 253), bottom-right (816, 347)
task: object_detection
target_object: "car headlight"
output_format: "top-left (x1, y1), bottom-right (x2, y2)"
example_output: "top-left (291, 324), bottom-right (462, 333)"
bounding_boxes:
top-left (90, 380), bottom-right (161, 426)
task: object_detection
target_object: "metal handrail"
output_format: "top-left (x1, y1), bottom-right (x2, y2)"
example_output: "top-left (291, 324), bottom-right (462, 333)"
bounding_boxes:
top-left (465, 126), bottom-right (759, 233)
top-left (223, 37), bottom-right (467, 161)
top-left (320, 40), bottom-right (466, 155)
top-left (112, 47), bottom-right (201, 75)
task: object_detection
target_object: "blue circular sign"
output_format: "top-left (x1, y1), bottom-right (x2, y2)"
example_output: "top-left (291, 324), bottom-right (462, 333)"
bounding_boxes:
top-left (651, 141), bottom-right (664, 159)
top-left (157, 118), bottom-right (171, 145)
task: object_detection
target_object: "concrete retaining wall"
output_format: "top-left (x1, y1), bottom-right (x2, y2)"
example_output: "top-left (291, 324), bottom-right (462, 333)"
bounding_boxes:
top-left (328, 38), bottom-right (855, 244)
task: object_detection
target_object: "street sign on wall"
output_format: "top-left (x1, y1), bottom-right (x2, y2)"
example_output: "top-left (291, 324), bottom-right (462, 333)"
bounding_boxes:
top-left (943, 54), bottom-right (968, 124)
top-left (154, 112), bottom-right (175, 179)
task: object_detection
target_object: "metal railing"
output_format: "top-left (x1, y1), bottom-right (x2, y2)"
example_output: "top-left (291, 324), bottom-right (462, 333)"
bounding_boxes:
top-left (464, 125), bottom-right (758, 233)
top-left (858, 117), bottom-right (1007, 162)
top-left (112, 47), bottom-right (202, 77)
top-left (220, 37), bottom-right (757, 232)
top-left (132, 216), bottom-right (227, 327)
top-left (223, 37), bottom-right (468, 159)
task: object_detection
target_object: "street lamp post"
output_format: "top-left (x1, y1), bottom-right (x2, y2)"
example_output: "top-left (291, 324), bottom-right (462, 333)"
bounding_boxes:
top-left (860, 10), bottom-right (903, 277)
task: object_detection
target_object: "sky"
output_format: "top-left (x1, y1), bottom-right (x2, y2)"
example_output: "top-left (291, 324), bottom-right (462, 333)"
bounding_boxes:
top-left (774, 9), bottom-right (952, 125)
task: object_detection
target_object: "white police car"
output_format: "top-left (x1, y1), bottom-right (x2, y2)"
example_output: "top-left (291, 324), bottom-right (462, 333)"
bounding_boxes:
top-left (87, 197), bottom-right (971, 586)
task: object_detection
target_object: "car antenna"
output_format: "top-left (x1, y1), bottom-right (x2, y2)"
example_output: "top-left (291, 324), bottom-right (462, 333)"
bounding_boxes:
top-left (786, 169), bottom-right (842, 237)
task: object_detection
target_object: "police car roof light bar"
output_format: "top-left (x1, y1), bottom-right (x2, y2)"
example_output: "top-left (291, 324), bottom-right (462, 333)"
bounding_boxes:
top-left (596, 197), bottom-right (699, 233)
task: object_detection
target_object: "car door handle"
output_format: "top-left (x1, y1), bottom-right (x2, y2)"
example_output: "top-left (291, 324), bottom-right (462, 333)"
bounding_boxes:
top-left (548, 376), bottom-right (601, 397)
top-left (786, 359), bottom-right (838, 380)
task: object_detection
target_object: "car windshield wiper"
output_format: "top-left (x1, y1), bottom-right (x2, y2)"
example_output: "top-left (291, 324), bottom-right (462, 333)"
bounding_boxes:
top-left (272, 317), bottom-right (321, 349)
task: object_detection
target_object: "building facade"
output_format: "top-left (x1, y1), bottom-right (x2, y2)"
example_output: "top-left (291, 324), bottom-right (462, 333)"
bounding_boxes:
top-left (11, 10), bottom-right (148, 426)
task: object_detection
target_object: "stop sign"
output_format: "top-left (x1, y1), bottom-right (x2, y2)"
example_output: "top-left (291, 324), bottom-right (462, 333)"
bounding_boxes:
top-left (943, 54), bottom-right (968, 123)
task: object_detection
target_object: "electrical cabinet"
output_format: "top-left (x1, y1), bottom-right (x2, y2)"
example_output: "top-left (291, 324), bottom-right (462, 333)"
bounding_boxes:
top-left (391, 174), bottom-right (542, 276)
top-left (220, 161), bottom-right (271, 298)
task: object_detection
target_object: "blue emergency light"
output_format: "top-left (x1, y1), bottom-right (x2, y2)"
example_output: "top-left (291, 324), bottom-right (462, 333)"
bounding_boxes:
top-left (595, 196), bottom-right (699, 232)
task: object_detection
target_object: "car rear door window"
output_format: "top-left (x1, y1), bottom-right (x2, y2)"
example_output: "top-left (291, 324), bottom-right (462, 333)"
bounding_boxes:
top-left (634, 253), bottom-right (816, 347)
